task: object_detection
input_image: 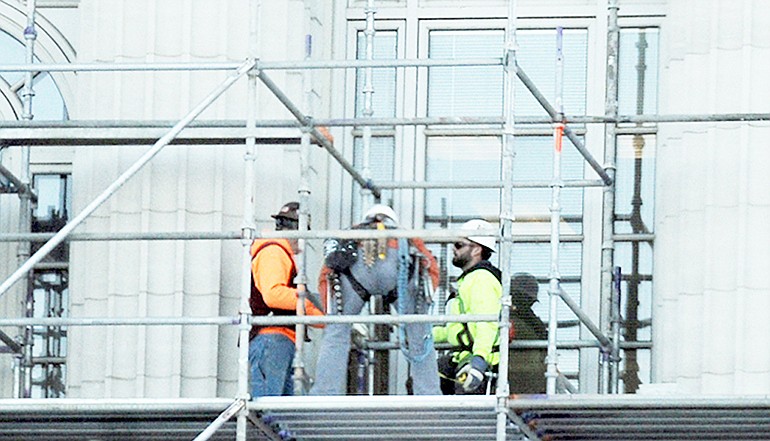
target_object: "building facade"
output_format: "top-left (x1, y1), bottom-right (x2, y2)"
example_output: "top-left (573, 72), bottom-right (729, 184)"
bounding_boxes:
top-left (0, 0), bottom-right (768, 399)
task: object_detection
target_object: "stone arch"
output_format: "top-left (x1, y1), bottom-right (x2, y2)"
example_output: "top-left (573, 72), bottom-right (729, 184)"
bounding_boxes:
top-left (0, 1), bottom-right (77, 118)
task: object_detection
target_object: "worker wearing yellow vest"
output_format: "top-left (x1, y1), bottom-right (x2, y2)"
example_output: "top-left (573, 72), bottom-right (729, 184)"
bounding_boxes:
top-left (434, 219), bottom-right (502, 394)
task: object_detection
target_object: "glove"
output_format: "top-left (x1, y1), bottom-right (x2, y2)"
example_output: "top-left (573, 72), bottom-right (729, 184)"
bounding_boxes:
top-left (324, 238), bottom-right (358, 271)
top-left (456, 355), bottom-right (488, 393)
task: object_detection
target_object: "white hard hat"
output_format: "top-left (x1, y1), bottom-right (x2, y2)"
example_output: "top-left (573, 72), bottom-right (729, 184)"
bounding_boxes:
top-left (460, 219), bottom-right (497, 252)
top-left (362, 204), bottom-right (399, 225)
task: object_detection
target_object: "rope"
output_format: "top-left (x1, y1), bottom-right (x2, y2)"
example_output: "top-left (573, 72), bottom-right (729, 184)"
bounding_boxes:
top-left (397, 238), bottom-right (433, 363)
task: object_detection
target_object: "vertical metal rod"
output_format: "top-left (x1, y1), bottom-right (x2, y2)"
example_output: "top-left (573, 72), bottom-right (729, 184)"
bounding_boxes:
top-left (545, 27), bottom-right (565, 396)
top-left (363, 0), bottom-right (377, 396)
top-left (293, 5), bottom-right (313, 394)
top-left (609, 266), bottom-right (622, 393)
top-left (496, 0), bottom-right (517, 438)
top-left (599, 0), bottom-right (620, 394)
top-left (361, 0), bottom-right (376, 207)
top-left (0, 59), bottom-right (256, 298)
top-left (236, 4), bottom-right (260, 441)
top-left (18, 0), bottom-right (37, 399)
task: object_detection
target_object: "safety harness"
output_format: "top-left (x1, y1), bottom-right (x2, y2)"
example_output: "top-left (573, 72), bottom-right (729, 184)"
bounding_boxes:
top-left (323, 227), bottom-right (434, 363)
top-left (396, 237), bottom-right (433, 363)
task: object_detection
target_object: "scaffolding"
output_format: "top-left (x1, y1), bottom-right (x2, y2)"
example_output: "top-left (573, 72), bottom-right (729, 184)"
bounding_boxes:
top-left (2, 0), bottom-right (770, 440)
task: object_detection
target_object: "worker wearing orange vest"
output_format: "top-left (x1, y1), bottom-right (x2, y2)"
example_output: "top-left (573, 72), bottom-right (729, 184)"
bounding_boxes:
top-left (249, 202), bottom-right (324, 398)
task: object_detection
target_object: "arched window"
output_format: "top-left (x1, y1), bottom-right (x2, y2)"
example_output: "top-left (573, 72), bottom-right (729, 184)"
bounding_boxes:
top-left (0, 13), bottom-right (72, 398)
top-left (0, 28), bottom-right (67, 120)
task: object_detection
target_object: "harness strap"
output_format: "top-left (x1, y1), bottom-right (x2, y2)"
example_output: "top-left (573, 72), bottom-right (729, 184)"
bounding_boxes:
top-left (397, 238), bottom-right (434, 364)
top-left (344, 270), bottom-right (371, 303)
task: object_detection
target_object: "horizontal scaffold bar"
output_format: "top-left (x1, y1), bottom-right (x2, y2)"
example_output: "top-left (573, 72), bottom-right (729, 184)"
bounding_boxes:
top-left (0, 313), bottom-right (498, 327)
top-left (0, 398), bottom-right (239, 413)
top-left (377, 179), bottom-right (604, 189)
top-left (0, 230), bottom-right (651, 243)
top-left (0, 228), bottom-right (586, 243)
top-left (249, 395), bottom-right (499, 411)
top-left (1, 113), bottom-right (767, 132)
top-left (0, 58), bottom-right (503, 73)
top-left (366, 339), bottom-right (651, 351)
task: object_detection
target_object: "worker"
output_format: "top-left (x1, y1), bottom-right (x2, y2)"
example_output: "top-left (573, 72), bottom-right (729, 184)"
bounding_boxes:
top-left (508, 272), bottom-right (547, 394)
top-left (434, 219), bottom-right (502, 395)
top-left (249, 201), bottom-right (324, 398)
top-left (310, 204), bottom-right (442, 395)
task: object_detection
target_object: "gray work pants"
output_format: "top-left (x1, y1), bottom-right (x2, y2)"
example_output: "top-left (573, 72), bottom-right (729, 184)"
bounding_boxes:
top-left (310, 246), bottom-right (441, 395)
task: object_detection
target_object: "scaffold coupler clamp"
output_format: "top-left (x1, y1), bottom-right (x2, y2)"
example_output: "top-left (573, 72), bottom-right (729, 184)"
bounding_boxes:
top-left (240, 226), bottom-right (255, 246)
top-left (247, 58), bottom-right (260, 75)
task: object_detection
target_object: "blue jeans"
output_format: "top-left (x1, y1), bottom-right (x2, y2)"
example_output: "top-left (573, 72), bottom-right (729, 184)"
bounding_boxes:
top-left (249, 332), bottom-right (295, 398)
top-left (310, 247), bottom-right (440, 395)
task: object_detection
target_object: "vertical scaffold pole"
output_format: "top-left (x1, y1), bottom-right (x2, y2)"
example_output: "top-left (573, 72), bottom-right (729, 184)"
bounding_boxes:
top-left (496, 0), bottom-right (517, 438)
top-left (236, 2), bottom-right (261, 440)
top-left (600, 0), bottom-right (620, 394)
top-left (292, 0), bottom-right (314, 395)
top-left (545, 27), bottom-right (565, 396)
top-left (362, 0), bottom-right (378, 396)
top-left (610, 266), bottom-right (623, 393)
top-left (361, 0), bottom-right (376, 208)
top-left (18, 0), bottom-right (37, 399)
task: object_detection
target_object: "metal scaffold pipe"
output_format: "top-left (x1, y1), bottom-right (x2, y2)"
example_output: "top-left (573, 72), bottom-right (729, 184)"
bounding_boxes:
top-left (17, 0), bottom-right (38, 399)
top-left (610, 266), bottom-right (623, 394)
top-left (545, 27), bottom-right (565, 396)
top-left (377, 179), bottom-right (604, 189)
top-left (257, 71), bottom-right (381, 198)
top-left (1, 112), bottom-right (768, 131)
top-left (600, 0), bottom-right (620, 395)
top-left (0, 59), bottom-right (256, 298)
top-left (557, 287), bottom-right (611, 349)
top-left (361, 0), bottom-right (376, 208)
top-left (0, 227), bottom-right (565, 243)
top-left (192, 400), bottom-right (246, 441)
top-left (234, 5), bottom-right (262, 440)
top-left (0, 313), bottom-right (499, 327)
top-left (514, 63), bottom-right (612, 186)
top-left (0, 58), bottom-right (503, 73)
top-left (496, 0), bottom-right (517, 439)
top-left (292, 1), bottom-right (315, 395)
top-left (362, 0), bottom-right (378, 396)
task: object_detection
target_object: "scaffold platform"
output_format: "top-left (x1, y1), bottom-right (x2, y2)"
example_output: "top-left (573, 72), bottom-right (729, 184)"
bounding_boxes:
top-left (2, 395), bottom-right (770, 441)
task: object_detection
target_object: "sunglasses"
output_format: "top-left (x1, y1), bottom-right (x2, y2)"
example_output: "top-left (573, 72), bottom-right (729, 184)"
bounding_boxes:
top-left (275, 217), bottom-right (299, 230)
top-left (453, 241), bottom-right (473, 250)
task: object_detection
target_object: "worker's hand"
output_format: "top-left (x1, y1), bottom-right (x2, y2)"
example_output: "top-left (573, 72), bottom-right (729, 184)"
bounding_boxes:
top-left (324, 238), bottom-right (357, 271)
top-left (305, 292), bottom-right (325, 312)
top-left (456, 356), bottom-right (488, 393)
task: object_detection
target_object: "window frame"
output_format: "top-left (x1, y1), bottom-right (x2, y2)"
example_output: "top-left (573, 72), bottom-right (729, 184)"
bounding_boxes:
top-left (341, 19), bottom-right (406, 225)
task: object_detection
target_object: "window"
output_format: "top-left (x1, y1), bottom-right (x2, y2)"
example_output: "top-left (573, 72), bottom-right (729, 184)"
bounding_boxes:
top-left (614, 28), bottom-right (659, 393)
top-left (1, 21), bottom-right (71, 397)
top-left (424, 27), bottom-right (589, 386)
top-left (352, 29), bottom-right (398, 218)
top-left (0, 29), bottom-right (68, 120)
top-left (30, 173), bottom-right (71, 398)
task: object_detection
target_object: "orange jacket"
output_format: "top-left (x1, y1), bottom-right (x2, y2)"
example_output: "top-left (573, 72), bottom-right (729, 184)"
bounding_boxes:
top-left (318, 237), bottom-right (440, 303)
top-left (250, 238), bottom-right (324, 343)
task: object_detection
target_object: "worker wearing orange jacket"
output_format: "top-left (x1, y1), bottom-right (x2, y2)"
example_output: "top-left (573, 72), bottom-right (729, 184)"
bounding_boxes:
top-left (249, 202), bottom-right (324, 399)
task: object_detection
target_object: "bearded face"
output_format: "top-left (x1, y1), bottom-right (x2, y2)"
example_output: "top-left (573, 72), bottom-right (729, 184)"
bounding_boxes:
top-left (452, 240), bottom-right (475, 269)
